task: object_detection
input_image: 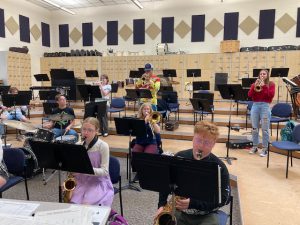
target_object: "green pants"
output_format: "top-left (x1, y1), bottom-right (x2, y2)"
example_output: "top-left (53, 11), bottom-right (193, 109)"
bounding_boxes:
top-left (174, 210), bottom-right (219, 225)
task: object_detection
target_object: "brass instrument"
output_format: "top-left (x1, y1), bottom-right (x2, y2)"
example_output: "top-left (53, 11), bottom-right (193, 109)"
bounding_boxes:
top-left (254, 79), bottom-right (264, 92)
top-left (63, 173), bottom-right (76, 203)
top-left (150, 112), bottom-right (161, 124)
top-left (154, 194), bottom-right (181, 225)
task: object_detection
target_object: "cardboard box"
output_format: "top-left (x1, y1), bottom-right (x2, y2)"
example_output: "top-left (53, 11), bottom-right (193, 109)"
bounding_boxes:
top-left (220, 40), bottom-right (240, 53)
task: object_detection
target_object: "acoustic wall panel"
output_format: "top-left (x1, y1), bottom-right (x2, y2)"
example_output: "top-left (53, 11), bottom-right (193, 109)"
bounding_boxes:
top-left (0, 8), bottom-right (5, 38)
top-left (224, 12), bottom-right (239, 40)
top-left (297, 8), bottom-right (300, 37)
top-left (82, 22), bottom-right (93, 46)
top-left (191, 15), bottom-right (205, 42)
top-left (258, 9), bottom-right (275, 39)
top-left (41, 22), bottom-right (50, 47)
top-left (133, 19), bottom-right (145, 44)
top-left (107, 21), bottom-right (118, 45)
top-left (59, 24), bottom-right (69, 47)
top-left (161, 17), bottom-right (174, 43)
top-left (19, 15), bottom-right (30, 43)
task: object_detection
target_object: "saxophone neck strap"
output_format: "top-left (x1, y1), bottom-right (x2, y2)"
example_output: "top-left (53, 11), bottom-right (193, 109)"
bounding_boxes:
top-left (83, 135), bottom-right (98, 151)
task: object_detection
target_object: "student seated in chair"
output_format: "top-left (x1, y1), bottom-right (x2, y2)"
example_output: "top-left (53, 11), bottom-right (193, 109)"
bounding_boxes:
top-left (43, 94), bottom-right (79, 142)
top-left (154, 121), bottom-right (230, 225)
top-left (132, 103), bottom-right (161, 154)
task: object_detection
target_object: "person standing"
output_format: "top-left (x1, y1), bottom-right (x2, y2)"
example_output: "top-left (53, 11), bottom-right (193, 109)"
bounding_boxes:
top-left (155, 121), bottom-right (230, 225)
top-left (248, 69), bottom-right (275, 157)
top-left (135, 63), bottom-right (160, 111)
top-left (97, 74), bottom-right (111, 137)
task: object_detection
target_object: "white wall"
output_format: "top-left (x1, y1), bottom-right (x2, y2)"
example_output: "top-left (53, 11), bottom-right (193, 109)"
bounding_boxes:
top-left (50, 0), bottom-right (300, 55)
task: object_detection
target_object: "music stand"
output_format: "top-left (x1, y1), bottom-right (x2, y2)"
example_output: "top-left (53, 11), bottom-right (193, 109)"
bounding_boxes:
top-left (34, 74), bottom-right (50, 82)
top-left (187, 69), bottom-right (201, 79)
top-left (39, 90), bottom-right (59, 101)
top-left (137, 89), bottom-right (153, 99)
top-left (190, 98), bottom-right (212, 123)
top-left (132, 152), bottom-right (221, 223)
top-left (84, 101), bottom-right (107, 119)
top-left (241, 78), bottom-right (256, 88)
top-left (129, 70), bottom-right (140, 78)
top-left (193, 81), bottom-right (210, 91)
top-left (217, 84), bottom-right (247, 165)
top-left (253, 68), bottom-right (270, 77)
top-left (110, 83), bottom-right (119, 99)
top-left (2, 93), bottom-right (31, 119)
top-left (163, 69), bottom-right (177, 78)
top-left (85, 70), bottom-right (99, 78)
top-left (0, 86), bottom-right (10, 95)
top-left (114, 117), bottom-right (147, 192)
top-left (29, 140), bottom-right (94, 202)
top-left (77, 85), bottom-right (102, 102)
top-left (271, 68), bottom-right (289, 102)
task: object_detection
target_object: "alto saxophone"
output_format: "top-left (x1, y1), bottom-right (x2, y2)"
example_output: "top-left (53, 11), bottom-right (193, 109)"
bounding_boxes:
top-left (63, 173), bottom-right (76, 203)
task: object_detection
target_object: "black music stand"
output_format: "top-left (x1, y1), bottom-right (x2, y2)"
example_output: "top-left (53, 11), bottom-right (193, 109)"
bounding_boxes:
top-left (85, 70), bottom-right (99, 78)
top-left (39, 90), bottom-right (59, 101)
top-left (241, 78), bottom-right (256, 88)
top-left (190, 98), bottom-right (212, 123)
top-left (163, 69), bottom-right (177, 78)
top-left (77, 84), bottom-right (102, 102)
top-left (193, 81), bottom-right (210, 91)
top-left (84, 101), bottom-right (107, 119)
top-left (29, 140), bottom-right (94, 203)
top-left (111, 83), bottom-right (119, 99)
top-left (34, 74), bottom-right (50, 82)
top-left (137, 89), bottom-right (152, 99)
top-left (2, 93), bottom-right (31, 115)
top-left (217, 84), bottom-right (247, 165)
top-left (271, 68), bottom-right (289, 102)
top-left (129, 70), bottom-right (140, 78)
top-left (187, 69), bottom-right (201, 79)
top-left (253, 68), bottom-right (270, 77)
top-left (114, 117), bottom-right (147, 192)
top-left (0, 86), bottom-right (10, 95)
top-left (132, 152), bottom-right (220, 223)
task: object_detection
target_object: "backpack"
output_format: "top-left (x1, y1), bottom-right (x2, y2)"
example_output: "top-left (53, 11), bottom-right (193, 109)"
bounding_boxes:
top-left (280, 120), bottom-right (295, 141)
top-left (107, 209), bottom-right (128, 225)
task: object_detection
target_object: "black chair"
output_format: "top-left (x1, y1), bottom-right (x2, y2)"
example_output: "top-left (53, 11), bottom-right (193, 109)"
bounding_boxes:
top-left (109, 156), bottom-right (123, 216)
top-left (191, 92), bottom-right (215, 123)
top-left (161, 91), bottom-right (180, 121)
top-left (267, 124), bottom-right (300, 178)
top-left (157, 99), bottom-right (169, 130)
top-left (217, 195), bottom-right (233, 225)
top-left (0, 148), bottom-right (29, 199)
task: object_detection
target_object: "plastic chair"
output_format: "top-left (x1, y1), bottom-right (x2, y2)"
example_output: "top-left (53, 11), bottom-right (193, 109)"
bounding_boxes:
top-left (157, 99), bottom-right (169, 130)
top-left (0, 148), bottom-right (29, 200)
top-left (217, 196), bottom-right (233, 225)
top-left (267, 124), bottom-right (300, 178)
top-left (162, 91), bottom-right (180, 121)
top-left (107, 98), bottom-right (126, 120)
top-left (270, 103), bottom-right (292, 140)
top-left (109, 156), bottom-right (123, 216)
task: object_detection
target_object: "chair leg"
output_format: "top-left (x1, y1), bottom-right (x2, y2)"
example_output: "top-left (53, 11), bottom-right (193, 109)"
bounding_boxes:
top-left (229, 196), bottom-right (233, 225)
top-left (24, 177), bottom-right (29, 200)
top-left (119, 176), bottom-right (123, 216)
top-left (276, 123), bottom-right (279, 141)
top-left (245, 112), bottom-right (248, 130)
top-left (290, 151), bottom-right (293, 167)
top-left (286, 151), bottom-right (289, 179)
top-left (267, 143), bottom-right (270, 168)
top-left (126, 154), bottom-right (129, 180)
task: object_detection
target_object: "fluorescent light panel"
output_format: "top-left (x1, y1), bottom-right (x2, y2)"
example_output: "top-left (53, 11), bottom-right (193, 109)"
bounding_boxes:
top-left (131, 0), bottom-right (143, 9)
top-left (41, 0), bottom-right (76, 15)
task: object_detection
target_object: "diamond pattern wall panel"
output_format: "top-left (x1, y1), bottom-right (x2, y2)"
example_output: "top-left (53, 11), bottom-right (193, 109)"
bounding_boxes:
top-left (31, 24), bottom-right (41, 40)
top-left (94, 26), bottom-right (106, 42)
top-left (146, 22), bottom-right (160, 40)
top-left (206, 18), bottom-right (223, 37)
top-left (239, 16), bottom-right (258, 35)
top-left (175, 20), bottom-right (190, 39)
top-left (276, 13), bottom-right (296, 33)
top-left (6, 16), bottom-right (18, 35)
top-left (70, 27), bottom-right (82, 43)
top-left (119, 24), bottom-right (132, 41)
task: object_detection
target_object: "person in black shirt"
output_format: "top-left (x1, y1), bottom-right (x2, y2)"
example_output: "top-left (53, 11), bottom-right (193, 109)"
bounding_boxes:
top-left (155, 121), bottom-right (230, 225)
top-left (43, 94), bottom-right (78, 142)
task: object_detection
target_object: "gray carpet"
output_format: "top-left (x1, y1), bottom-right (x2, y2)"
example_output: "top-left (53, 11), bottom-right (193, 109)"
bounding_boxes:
top-left (2, 157), bottom-right (242, 225)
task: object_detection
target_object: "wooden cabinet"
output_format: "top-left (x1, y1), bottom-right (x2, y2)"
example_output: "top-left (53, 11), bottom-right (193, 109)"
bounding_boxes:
top-left (0, 51), bottom-right (31, 90)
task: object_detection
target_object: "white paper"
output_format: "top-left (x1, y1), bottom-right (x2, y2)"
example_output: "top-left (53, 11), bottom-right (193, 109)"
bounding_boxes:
top-left (0, 201), bottom-right (40, 216)
top-left (0, 213), bottom-right (34, 225)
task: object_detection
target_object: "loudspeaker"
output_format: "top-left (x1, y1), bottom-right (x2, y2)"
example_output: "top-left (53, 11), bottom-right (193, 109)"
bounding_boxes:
top-left (214, 73), bottom-right (228, 91)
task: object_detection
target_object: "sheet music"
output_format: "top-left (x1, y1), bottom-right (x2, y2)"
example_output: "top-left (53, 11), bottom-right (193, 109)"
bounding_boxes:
top-left (0, 213), bottom-right (34, 225)
top-left (34, 205), bottom-right (110, 225)
top-left (0, 201), bottom-right (40, 216)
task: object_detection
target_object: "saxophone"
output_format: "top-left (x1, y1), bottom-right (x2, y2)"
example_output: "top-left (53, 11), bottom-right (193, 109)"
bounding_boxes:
top-left (63, 173), bottom-right (76, 203)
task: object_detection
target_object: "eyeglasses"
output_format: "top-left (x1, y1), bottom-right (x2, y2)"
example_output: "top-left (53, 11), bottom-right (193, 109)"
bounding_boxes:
top-left (81, 128), bottom-right (96, 133)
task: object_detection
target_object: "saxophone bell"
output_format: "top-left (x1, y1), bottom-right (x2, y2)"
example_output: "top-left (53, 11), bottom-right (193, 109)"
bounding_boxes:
top-left (63, 173), bottom-right (76, 203)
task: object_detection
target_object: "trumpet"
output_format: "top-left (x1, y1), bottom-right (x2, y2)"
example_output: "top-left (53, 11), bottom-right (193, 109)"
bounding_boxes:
top-left (254, 78), bottom-right (264, 92)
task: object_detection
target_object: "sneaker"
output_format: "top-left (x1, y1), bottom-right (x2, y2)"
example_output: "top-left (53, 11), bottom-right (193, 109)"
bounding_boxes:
top-left (103, 133), bottom-right (109, 137)
top-left (260, 149), bottom-right (268, 157)
top-left (132, 174), bottom-right (139, 183)
top-left (249, 147), bottom-right (258, 154)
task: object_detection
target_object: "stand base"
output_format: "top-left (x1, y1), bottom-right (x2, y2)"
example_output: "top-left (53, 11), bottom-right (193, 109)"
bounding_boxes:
top-left (121, 182), bottom-right (142, 192)
top-left (219, 156), bottom-right (237, 165)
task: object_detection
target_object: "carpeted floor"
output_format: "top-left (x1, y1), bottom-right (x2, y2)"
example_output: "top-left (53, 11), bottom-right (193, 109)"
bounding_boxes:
top-left (2, 157), bottom-right (242, 225)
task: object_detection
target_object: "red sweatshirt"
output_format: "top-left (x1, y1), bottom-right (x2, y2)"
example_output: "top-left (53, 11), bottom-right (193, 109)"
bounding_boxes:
top-left (248, 81), bottom-right (275, 103)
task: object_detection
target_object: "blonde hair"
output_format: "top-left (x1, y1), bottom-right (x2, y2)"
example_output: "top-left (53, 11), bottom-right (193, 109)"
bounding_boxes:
top-left (194, 121), bottom-right (219, 140)
top-left (138, 103), bottom-right (153, 119)
top-left (82, 117), bottom-right (100, 131)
